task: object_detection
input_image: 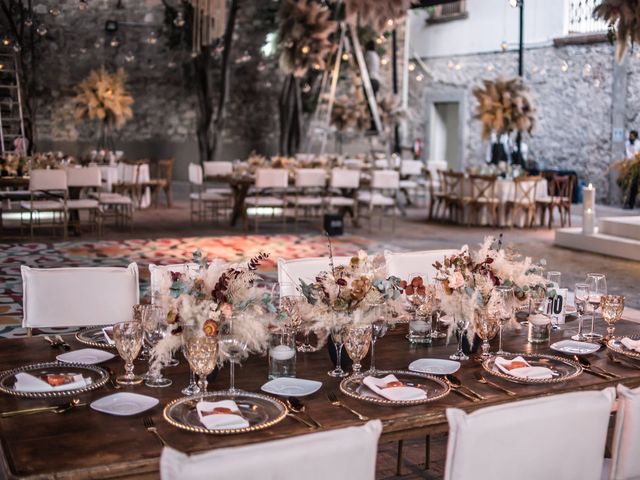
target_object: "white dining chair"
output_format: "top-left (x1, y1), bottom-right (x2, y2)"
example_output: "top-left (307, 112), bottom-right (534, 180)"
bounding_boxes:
top-left (384, 249), bottom-right (459, 281)
top-left (160, 420), bottom-right (382, 480)
top-left (606, 384), bottom-right (640, 480)
top-left (358, 170), bottom-right (400, 231)
top-left (202, 161), bottom-right (233, 196)
top-left (188, 163), bottom-right (227, 224)
top-left (245, 168), bottom-right (289, 232)
top-left (286, 168), bottom-right (327, 227)
top-left (326, 168), bottom-right (360, 225)
top-left (20, 169), bottom-right (68, 240)
top-left (399, 159), bottom-right (426, 205)
top-left (277, 256), bottom-right (352, 296)
top-left (65, 166), bottom-right (102, 235)
top-left (21, 263), bottom-right (139, 331)
top-left (148, 262), bottom-right (200, 301)
top-left (444, 388), bottom-right (616, 480)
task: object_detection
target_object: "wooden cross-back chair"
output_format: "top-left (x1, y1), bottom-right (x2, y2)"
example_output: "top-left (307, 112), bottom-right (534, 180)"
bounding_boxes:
top-left (468, 174), bottom-right (499, 227)
top-left (506, 175), bottom-right (541, 228)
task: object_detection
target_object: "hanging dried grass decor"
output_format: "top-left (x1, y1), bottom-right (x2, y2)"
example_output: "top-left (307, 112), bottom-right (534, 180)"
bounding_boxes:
top-left (344, 0), bottom-right (412, 32)
top-left (190, 0), bottom-right (226, 56)
top-left (277, 0), bottom-right (337, 77)
top-left (593, 0), bottom-right (640, 62)
top-left (472, 78), bottom-right (536, 141)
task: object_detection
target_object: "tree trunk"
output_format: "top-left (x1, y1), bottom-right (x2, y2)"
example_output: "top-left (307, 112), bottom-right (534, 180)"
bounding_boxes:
top-left (279, 74), bottom-right (302, 156)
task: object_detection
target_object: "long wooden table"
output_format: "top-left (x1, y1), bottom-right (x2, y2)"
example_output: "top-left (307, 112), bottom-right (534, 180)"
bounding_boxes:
top-left (1, 318), bottom-right (639, 479)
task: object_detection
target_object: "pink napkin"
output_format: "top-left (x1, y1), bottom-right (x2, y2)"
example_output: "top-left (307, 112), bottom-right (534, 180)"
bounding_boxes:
top-left (14, 372), bottom-right (88, 392)
top-left (494, 356), bottom-right (554, 380)
top-left (196, 400), bottom-right (250, 430)
top-left (363, 374), bottom-right (427, 401)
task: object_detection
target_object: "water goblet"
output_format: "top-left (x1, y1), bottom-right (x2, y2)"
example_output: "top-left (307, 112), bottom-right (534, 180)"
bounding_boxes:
top-left (368, 303), bottom-right (389, 374)
top-left (584, 273), bottom-right (607, 341)
top-left (571, 283), bottom-right (589, 341)
top-left (601, 294), bottom-right (625, 340)
top-left (344, 325), bottom-right (372, 375)
top-left (431, 277), bottom-right (447, 339)
top-left (473, 309), bottom-right (499, 359)
top-left (450, 315), bottom-right (471, 361)
top-left (142, 305), bottom-right (172, 388)
top-left (132, 304), bottom-right (152, 361)
top-left (328, 324), bottom-right (348, 378)
top-left (113, 321), bottom-right (144, 385)
top-left (218, 334), bottom-right (248, 395)
top-left (184, 328), bottom-right (219, 396)
top-left (495, 285), bottom-right (515, 355)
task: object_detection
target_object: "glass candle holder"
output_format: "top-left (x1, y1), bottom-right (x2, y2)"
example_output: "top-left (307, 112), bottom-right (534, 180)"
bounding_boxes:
top-left (268, 329), bottom-right (296, 379)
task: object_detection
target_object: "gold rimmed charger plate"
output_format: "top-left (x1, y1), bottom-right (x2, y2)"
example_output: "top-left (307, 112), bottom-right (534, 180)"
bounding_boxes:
top-left (607, 335), bottom-right (640, 361)
top-left (75, 326), bottom-right (116, 349)
top-left (0, 362), bottom-right (109, 398)
top-left (163, 391), bottom-right (287, 435)
top-left (482, 353), bottom-right (583, 385)
top-left (339, 370), bottom-right (450, 406)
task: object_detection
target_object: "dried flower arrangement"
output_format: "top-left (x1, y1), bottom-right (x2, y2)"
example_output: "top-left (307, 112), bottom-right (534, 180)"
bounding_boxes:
top-left (473, 78), bottom-right (536, 141)
top-left (344, 0), bottom-right (412, 32)
top-left (593, 0), bottom-right (640, 61)
top-left (331, 95), bottom-right (368, 132)
top-left (612, 152), bottom-right (640, 201)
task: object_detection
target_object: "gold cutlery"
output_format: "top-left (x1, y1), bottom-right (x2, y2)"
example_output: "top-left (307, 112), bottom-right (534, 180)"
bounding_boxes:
top-left (285, 407), bottom-right (317, 429)
top-left (287, 397), bottom-right (322, 428)
top-left (444, 377), bottom-right (479, 402)
top-left (105, 367), bottom-right (121, 390)
top-left (1, 398), bottom-right (85, 418)
top-left (143, 416), bottom-right (169, 447)
top-left (474, 372), bottom-right (517, 397)
top-left (574, 355), bottom-right (619, 379)
top-left (446, 374), bottom-right (486, 400)
top-left (327, 392), bottom-right (368, 421)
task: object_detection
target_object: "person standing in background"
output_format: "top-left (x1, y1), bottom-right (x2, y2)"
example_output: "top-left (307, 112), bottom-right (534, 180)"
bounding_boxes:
top-left (625, 130), bottom-right (640, 159)
top-left (364, 40), bottom-right (380, 98)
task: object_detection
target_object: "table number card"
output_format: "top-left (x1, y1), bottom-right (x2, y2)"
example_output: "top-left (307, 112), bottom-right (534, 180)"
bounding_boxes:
top-left (548, 288), bottom-right (568, 325)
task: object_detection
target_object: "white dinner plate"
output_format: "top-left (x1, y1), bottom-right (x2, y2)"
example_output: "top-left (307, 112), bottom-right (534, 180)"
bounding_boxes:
top-left (408, 358), bottom-right (461, 375)
top-left (56, 348), bottom-right (115, 365)
top-left (91, 392), bottom-right (159, 416)
top-left (550, 340), bottom-right (600, 355)
top-left (260, 377), bottom-right (322, 397)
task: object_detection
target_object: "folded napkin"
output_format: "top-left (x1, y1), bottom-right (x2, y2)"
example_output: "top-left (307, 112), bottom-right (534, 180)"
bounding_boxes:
top-left (621, 337), bottom-right (640, 353)
top-left (196, 400), bottom-right (250, 430)
top-left (13, 372), bottom-right (89, 392)
top-left (102, 327), bottom-right (115, 345)
top-left (363, 374), bottom-right (427, 401)
top-left (494, 356), bottom-right (554, 380)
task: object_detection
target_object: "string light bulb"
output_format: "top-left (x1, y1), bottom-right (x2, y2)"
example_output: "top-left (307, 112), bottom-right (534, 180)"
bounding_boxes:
top-left (1, 37), bottom-right (10, 46)
top-left (380, 56), bottom-right (388, 65)
top-left (583, 63), bottom-right (592, 76)
top-left (387, 18), bottom-right (394, 27)
top-left (486, 64), bottom-right (495, 72)
top-left (455, 62), bottom-right (462, 70)
top-left (301, 45), bottom-right (310, 55)
top-left (146, 32), bottom-right (158, 45)
top-left (36, 25), bottom-right (48, 36)
top-left (110, 38), bottom-right (120, 48)
top-left (416, 73), bottom-right (424, 82)
top-left (342, 52), bottom-right (349, 61)
top-left (49, 7), bottom-right (61, 17)
top-left (560, 61), bottom-right (569, 72)
top-left (500, 41), bottom-right (508, 51)
top-left (408, 62), bottom-right (416, 71)
top-left (173, 12), bottom-right (185, 27)
top-left (24, 17), bottom-right (33, 27)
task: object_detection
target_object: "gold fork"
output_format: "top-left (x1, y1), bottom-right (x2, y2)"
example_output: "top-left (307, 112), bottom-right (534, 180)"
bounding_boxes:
top-left (327, 392), bottom-right (369, 421)
top-left (143, 416), bottom-right (168, 447)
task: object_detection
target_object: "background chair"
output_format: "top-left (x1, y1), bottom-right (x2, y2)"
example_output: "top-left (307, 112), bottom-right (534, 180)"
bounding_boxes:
top-left (439, 170), bottom-right (467, 224)
top-left (66, 166), bottom-right (102, 236)
top-left (606, 384), bottom-right (640, 480)
top-left (468, 174), bottom-right (499, 227)
top-left (384, 249), bottom-right (460, 281)
top-left (286, 168), bottom-right (327, 228)
top-left (540, 175), bottom-right (574, 228)
top-left (160, 420), bottom-right (382, 480)
top-left (325, 168), bottom-right (360, 226)
top-left (20, 169), bottom-right (68, 240)
top-left (277, 256), bottom-right (352, 296)
top-left (399, 159), bottom-right (426, 206)
top-left (444, 388), bottom-right (615, 480)
top-left (505, 175), bottom-right (541, 228)
top-left (358, 170), bottom-right (400, 231)
top-left (21, 263), bottom-right (139, 331)
top-left (144, 158), bottom-right (174, 208)
top-left (188, 163), bottom-right (228, 224)
top-left (203, 160), bottom-right (234, 197)
top-left (245, 168), bottom-right (289, 232)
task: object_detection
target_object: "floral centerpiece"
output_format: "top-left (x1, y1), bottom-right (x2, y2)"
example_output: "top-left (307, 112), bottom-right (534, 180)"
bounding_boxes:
top-left (149, 251), bottom-right (276, 373)
top-left (0, 154), bottom-right (22, 176)
top-left (299, 250), bottom-right (403, 337)
top-left (433, 236), bottom-right (548, 335)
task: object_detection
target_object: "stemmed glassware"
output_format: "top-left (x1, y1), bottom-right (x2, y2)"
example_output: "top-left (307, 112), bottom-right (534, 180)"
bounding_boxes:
top-left (601, 294), bottom-right (625, 340)
top-left (571, 283), bottom-right (589, 341)
top-left (183, 326), bottom-right (218, 395)
top-left (494, 286), bottom-right (515, 355)
top-left (584, 273), bottom-right (607, 341)
top-left (132, 304), bottom-right (152, 361)
top-left (113, 321), bottom-right (144, 385)
top-left (431, 277), bottom-right (447, 339)
top-left (450, 315), bottom-right (471, 361)
top-left (143, 305), bottom-right (172, 388)
top-left (218, 320), bottom-right (248, 395)
top-left (368, 303), bottom-right (388, 375)
top-left (473, 308), bottom-right (499, 359)
top-left (344, 325), bottom-right (372, 375)
top-left (328, 321), bottom-right (348, 378)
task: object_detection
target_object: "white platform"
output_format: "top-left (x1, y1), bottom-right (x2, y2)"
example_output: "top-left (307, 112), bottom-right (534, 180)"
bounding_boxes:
top-left (555, 226), bottom-right (640, 261)
top-left (599, 216), bottom-right (640, 241)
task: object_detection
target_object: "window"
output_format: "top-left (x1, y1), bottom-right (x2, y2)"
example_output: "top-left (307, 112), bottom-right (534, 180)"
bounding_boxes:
top-left (426, 1), bottom-right (468, 24)
top-left (568, 0), bottom-right (608, 34)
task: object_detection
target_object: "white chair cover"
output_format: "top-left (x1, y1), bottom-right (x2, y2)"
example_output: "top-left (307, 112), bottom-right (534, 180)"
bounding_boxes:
top-left (21, 263), bottom-right (139, 328)
top-left (203, 161), bottom-right (233, 177)
top-left (65, 166), bottom-right (102, 188)
top-left (160, 420), bottom-right (382, 480)
top-left (608, 384), bottom-right (640, 480)
top-left (148, 263), bottom-right (200, 300)
top-left (277, 256), bottom-right (351, 296)
top-left (400, 160), bottom-right (423, 176)
top-left (256, 168), bottom-right (289, 189)
top-left (384, 249), bottom-right (459, 281)
top-left (188, 163), bottom-right (204, 186)
top-left (330, 169), bottom-right (360, 189)
top-left (371, 170), bottom-right (400, 190)
top-left (445, 388), bottom-right (616, 480)
top-left (295, 169), bottom-right (326, 188)
top-left (30, 169), bottom-right (67, 191)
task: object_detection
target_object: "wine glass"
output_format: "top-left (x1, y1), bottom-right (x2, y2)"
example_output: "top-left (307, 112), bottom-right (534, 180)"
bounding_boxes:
top-left (143, 305), bottom-right (172, 388)
top-left (494, 286), bottom-right (515, 355)
top-left (431, 277), bottom-right (447, 339)
top-left (344, 325), bottom-right (372, 375)
top-left (113, 321), bottom-right (144, 385)
top-left (328, 322), bottom-right (348, 378)
top-left (218, 333), bottom-right (248, 395)
top-left (570, 283), bottom-right (589, 341)
top-left (584, 273), bottom-right (607, 341)
top-left (183, 327), bottom-right (218, 395)
top-left (473, 308), bottom-right (499, 359)
top-left (450, 315), bottom-right (471, 361)
top-left (132, 304), bottom-right (152, 361)
top-left (601, 294), bottom-right (624, 340)
top-left (368, 303), bottom-right (389, 374)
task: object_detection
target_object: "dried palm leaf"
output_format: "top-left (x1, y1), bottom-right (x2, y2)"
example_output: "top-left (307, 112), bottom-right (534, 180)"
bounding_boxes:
top-left (593, 0), bottom-right (640, 61)
top-left (345, 0), bottom-right (412, 32)
top-left (277, 0), bottom-right (337, 77)
top-left (472, 78), bottom-right (536, 141)
top-left (331, 95), bottom-right (368, 132)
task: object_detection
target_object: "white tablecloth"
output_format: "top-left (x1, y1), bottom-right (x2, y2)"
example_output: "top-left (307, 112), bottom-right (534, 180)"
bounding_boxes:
top-left (99, 164), bottom-right (151, 208)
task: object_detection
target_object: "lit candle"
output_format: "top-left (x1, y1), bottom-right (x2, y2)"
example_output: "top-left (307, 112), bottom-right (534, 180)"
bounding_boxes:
top-left (583, 183), bottom-right (595, 212)
top-left (270, 345), bottom-right (295, 361)
top-left (583, 207), bottom-right (595, 235)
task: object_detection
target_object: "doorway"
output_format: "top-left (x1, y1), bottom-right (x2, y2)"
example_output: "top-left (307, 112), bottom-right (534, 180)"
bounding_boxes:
top-left (430, 101), bottom-right (461, 170)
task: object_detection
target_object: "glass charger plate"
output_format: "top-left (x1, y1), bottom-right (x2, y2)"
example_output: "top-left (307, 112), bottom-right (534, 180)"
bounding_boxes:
top-left (75, 326), bottom-right (116, 349)
top-left (607, 335), bottom-right (640, 361)
top-left (339, 370), bottom-right (450, 406)
top-left (0, 362), bottom-right (109, 398)
top-left (482, 353), bottom-right (583, 385)
top-left (163, 391), bottom-right (287, 435)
